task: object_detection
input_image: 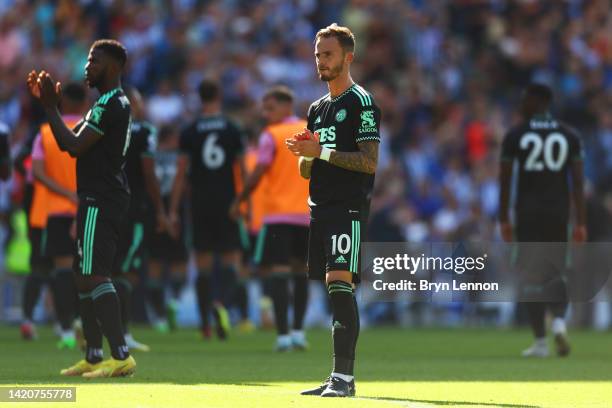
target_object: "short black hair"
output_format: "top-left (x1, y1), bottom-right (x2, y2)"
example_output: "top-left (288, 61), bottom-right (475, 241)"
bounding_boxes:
top-left (62, 82), bottom-right (86, 104)
top-left (263, 85), bottom-right (294, 104)
top-left (524, 83), bottom-right (553, 106)
top-left (91, 39), bottom-right (128, 67)
top-left (198, 78), bottom-right (221, 103)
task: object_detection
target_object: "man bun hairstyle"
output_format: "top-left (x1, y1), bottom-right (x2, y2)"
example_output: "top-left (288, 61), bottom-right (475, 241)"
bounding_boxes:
top-left (315, 23), bottom-right (355, 53)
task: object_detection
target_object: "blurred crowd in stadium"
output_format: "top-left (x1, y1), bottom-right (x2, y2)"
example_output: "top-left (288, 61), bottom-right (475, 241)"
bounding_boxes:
top-left (1, 0), bottom-right (612, 328)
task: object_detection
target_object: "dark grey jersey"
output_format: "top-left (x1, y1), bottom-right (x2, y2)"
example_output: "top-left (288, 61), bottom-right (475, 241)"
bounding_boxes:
top-left (307, 83), bottom-right (381, 214)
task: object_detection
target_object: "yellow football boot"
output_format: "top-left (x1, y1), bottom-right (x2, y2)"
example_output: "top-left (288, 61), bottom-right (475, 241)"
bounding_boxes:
top-left (82, 356), bottom-right (136, 378)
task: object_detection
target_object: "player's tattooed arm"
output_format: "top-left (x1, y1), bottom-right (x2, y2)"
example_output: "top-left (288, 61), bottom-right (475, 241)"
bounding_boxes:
top-left (329, 141), bottom-right (378, 174)
top-left (299, 156), bottom-right (313, 179)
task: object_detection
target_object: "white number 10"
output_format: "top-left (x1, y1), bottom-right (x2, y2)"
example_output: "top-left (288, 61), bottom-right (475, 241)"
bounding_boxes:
top-left (331, 234), bottom-right (351, 255)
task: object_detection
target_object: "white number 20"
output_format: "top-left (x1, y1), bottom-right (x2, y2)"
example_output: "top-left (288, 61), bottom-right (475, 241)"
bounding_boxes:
top-left (520, 132), bottom-right (568, 172)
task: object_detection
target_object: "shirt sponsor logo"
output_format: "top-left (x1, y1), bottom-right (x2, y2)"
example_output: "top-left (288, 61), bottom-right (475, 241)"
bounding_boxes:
top-left (318, 126), bottom-right (336, 143)
top-left (88, 106), bottom-right (105, 125)
top-left (359, 110), bottom-right (376, 133)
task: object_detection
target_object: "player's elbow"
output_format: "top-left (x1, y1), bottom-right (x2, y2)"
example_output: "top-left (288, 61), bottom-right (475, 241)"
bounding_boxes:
top-left (67, 145), bottom-right (84, 157)
top-left (364, 161), bottom-right (376, 174)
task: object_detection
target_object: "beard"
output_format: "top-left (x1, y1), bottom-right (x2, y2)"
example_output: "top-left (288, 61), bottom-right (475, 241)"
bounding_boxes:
top-left (318, 62), bottom-right (344, 82)
top-left (86, 75), bottom-right (100, 89)
top-left (85, 68), bottom-right (105, 89)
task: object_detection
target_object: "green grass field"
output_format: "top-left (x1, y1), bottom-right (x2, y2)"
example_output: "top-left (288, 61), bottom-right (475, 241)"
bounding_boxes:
top-left (1, 325), bottom-right (611, 407)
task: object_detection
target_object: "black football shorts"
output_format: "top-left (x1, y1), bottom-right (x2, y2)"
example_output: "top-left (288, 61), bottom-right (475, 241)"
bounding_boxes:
top-left (307, 206), bottom-right (366, 284)
top-left (73, 193), bottom-right (128, 278)
top-left (254, 223), bottom-right (308, 267)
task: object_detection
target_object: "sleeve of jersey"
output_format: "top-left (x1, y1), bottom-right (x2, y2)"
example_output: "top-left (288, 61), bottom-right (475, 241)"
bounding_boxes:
top-left (306, 103), bottom-right (314, 132)
top-left (500, 132), bottom-right (516, 162)
top-left (72, 119), bottom-right (85, 133)
top-left (256, 131), bottom-right (275, 166)
top-left (31, 134), bottom-right (44, 161)
top-left (84, 103), bottom-right (109, 136)
top-left (355, 104), bottom-right (381, 143)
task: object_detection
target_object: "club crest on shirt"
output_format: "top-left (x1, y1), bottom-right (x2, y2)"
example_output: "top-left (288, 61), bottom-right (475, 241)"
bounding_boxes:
top-left (335, 109), bottom-right (347, 122)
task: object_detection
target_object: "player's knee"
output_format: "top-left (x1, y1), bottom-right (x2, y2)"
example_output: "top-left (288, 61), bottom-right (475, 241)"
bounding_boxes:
top-left (270, 265), bottom-right (291, 276)
top-left (53, 256), bottom-right (73, 269)
top-left (195, 252), bottom-right (214, 270)
top-left (75, 275), bottom-right (111, 292)
top-left (326, 270), bottom-right (353, 285)
top-left (290, 259), bottom-right (307, 276)
top-left (220, 250), bottom-right (241, 266)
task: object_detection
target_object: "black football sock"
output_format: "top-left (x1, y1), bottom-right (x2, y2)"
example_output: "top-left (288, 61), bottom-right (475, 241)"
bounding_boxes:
top-left (113, 277), bottom-right (132, 335)
top-left (146, 279), bottom-right (166, 318)
top-left (548, 280), bottom-right (569, 319)
top-left (292, 274), bottom-right (308, 331)
top-left (349, 290), bottom-right (360, 375)
top-left (270, 274), bottom-right (290, 335)
top-left (23, 273), bottom-right (45, 321)
top-left (526, 302), bottom-right (546, 339)
top-left (91, 282), bottom-right (129, 360)
top-left (196, 271), bottom-right (212, 329)
top-left (549, 302), bottom-right (568, 319)
top-left (78, 292), bottom-right (103, 364)
top-left (328, 280), bottom-right (357, 377)
top-left (235, 278), bottom-right (249, 320)
top-left (50, 268), bottom-right (77, 331)
top-left (261, 276), bottom-right (273, 298)
top-left (220, 264), bottom-right (238, 307)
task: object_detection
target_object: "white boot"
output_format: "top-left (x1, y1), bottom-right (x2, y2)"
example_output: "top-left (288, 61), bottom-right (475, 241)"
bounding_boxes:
top-left (522, 337), bottom-right (549, 358)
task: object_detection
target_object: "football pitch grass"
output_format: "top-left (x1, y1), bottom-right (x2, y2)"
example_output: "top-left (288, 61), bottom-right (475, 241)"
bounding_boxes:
top-left (1, 325), bottom-right (611, 407)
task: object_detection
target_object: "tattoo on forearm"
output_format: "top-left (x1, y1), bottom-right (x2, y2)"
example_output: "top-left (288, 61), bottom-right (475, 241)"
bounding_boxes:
top-left (329, 141), bottom-right (378, 174)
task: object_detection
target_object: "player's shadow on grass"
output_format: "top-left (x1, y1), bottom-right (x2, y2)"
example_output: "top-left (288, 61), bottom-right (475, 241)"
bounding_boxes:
top-left (359, 396), bottom-right (540, 408)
